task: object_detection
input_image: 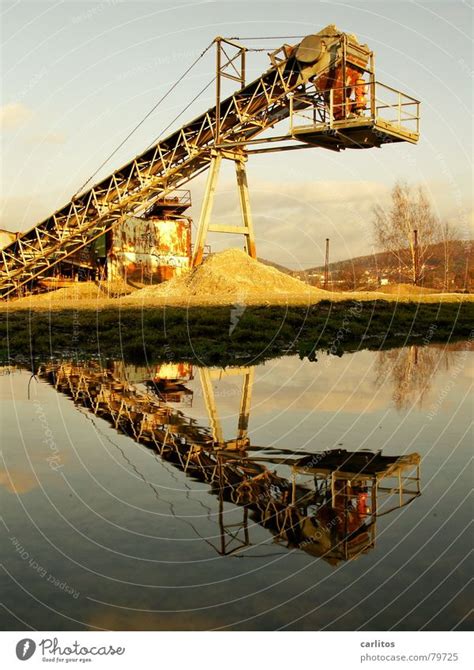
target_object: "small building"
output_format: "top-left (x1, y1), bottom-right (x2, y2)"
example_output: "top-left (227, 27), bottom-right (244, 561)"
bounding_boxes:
top-left (60, 191), bottom-right (192, 284)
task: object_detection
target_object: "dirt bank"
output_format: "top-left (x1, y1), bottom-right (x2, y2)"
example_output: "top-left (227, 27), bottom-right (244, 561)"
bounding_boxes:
top-left (2, 249), bottom-right (472, 311)
top-left (122, 249), bottom-right (327, 306)
top-left (377, 283), bottom-right (439, 295)
top-left (2, 280), bottom-right (133, 311)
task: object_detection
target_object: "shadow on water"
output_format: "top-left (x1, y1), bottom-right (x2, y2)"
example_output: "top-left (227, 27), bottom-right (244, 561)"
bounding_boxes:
top-left (34, 357), bottom-right (422, 565)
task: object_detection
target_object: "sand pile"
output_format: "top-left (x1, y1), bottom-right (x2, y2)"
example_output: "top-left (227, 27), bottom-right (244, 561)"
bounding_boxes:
top-left (6, 280), bottom-right (134, 310)
top-left (122, 249), bottom-right (327, 306)
top-left (2, 252), bottom-right (471, 312)
top-left (379, 283), bottom-right (439, 296)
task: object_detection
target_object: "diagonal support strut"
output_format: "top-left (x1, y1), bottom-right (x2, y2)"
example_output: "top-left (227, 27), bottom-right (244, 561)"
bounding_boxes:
top-left (192, 150), bottom-right (256, 267)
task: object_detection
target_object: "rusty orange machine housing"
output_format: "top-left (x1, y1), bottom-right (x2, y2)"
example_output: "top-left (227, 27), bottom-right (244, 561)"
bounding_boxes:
top-left (294, 25), bottom-right (372, 122)
top-left (51, 191), bottom-right (192, 284)
top-left (105, 192), bottom-right (192, 283)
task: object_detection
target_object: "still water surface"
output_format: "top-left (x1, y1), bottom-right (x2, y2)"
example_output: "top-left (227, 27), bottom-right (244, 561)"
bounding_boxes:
top-left (0, 343), bottom-right (471, 630)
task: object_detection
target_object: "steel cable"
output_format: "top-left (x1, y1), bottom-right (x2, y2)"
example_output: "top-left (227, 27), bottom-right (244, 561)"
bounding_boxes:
top-left (73, 40), bottom-right (215, 197)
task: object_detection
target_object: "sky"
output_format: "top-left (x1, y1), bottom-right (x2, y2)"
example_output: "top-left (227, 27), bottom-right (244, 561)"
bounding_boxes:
top-left (0, 0), bottom-right (472, 267)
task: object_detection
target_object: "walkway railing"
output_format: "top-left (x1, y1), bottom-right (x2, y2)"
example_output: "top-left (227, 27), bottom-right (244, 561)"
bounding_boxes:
top-left (289, 81), bottom-right (420, 137)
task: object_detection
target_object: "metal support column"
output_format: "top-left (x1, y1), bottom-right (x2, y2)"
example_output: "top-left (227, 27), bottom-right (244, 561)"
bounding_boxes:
top-left (192, 153), bottom-right (223, 267)
top-left (235, 158), bottom-right (257, 259)
top-left (237, 368), bottom-right (255, 439)
top-left (199, 367), bottom-right (225, 445)
top-left (192, 151), bottom-right (256, 266)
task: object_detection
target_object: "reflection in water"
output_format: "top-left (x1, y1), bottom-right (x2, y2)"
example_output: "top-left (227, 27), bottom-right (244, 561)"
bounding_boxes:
top-left (38, 360), bottom-right (421, 565)
top-left (375, 344), bottom-right (463, 411)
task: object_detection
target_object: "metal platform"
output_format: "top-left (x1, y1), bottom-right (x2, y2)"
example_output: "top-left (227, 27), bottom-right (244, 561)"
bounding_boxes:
top-left (292, 117), bottom-right (419, 150)
top-left (289, 80), bottom-right (420, 151)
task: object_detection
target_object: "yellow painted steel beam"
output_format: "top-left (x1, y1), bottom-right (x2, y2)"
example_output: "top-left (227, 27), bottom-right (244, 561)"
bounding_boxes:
top-left (1, 39), bottom-right (323, 297)
top-left (0, 29), bottom-right (419, 298)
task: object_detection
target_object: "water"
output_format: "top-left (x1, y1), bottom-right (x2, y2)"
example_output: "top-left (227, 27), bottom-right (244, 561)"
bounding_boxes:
top-left (0, 343), bottom-right (471, 631)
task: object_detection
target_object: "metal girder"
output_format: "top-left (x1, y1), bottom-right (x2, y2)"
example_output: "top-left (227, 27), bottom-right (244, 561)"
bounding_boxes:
top-left (1, 29), bottom-right (420, 299)
top-left (192, 153), bottom-right (223, 267)
top-left (235, 158), bottom-right (256, 259)
top-left (0, 41), bottom-right (327, 298)
top-left (191, 150), bottom-right (256, 267)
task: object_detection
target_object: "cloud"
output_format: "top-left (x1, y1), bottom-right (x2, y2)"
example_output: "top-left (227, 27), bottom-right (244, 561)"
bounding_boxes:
top-left (28, 131), bottom-right (67, 145)
top-left (201, 179), bottom-right (389, 265)
top-left (0, 102), bottom-right (33, 130)
top-left (0, 468), bottom-right (38, 495)
top-left (0, 190), bottom-right (68, 232)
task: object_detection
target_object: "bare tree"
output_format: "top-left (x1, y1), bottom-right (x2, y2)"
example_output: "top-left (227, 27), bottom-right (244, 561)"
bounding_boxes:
top-left (440, 220), bottom-right (460, 291)
top-left (373, 182), bottom-right (441, 285)
top-left (374, 345), bottom-right (461, 411)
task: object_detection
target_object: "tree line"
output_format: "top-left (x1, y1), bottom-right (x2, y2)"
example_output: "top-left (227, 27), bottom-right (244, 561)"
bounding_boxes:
top-left (372, 181), bottom-right (462, 290)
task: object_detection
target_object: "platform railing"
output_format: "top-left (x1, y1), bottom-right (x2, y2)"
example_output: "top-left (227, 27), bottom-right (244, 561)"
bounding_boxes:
top-left (154, 189), bottom-right (192, 207)
top-left (372, 82), bottom-right (420, 135)
top-left (289, 81), bottom-right (420, 137)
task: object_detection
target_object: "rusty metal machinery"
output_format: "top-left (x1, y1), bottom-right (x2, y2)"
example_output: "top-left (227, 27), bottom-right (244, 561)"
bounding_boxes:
top-left (38, 360), bottom-right (421, 561)
top-left (1, 25), bottom-right (420, 298)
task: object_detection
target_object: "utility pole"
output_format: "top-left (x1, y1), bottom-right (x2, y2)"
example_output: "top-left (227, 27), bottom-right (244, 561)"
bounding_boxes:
top-left (324, 238), bottom-right (330, 290)
top-left (413, 229), bottom-right (419, 286)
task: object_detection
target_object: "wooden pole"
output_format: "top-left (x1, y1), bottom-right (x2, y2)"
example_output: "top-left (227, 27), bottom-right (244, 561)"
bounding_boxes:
top-left (324, 238), bottom-right (330, 290)
top-left (413, 228), bottom-right (419, 285)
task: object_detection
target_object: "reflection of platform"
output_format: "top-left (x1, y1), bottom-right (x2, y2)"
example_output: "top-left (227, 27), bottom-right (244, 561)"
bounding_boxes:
top-left (295, 449), bottom-right (420, 513)
top-left (295, 449), bottom-right (420, 477)
top-left (293, 449), bottom-right (421, 562)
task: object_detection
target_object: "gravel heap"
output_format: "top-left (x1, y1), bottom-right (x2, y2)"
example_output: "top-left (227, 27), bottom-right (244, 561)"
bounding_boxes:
top-left (122, 249), bottom-right (327, 306)
top-left (377, 283), bottom-right (439, 295)
top-left (4, 251), bottom-right (470, 312)
top-left (6, 280), bottom-right (133, 309)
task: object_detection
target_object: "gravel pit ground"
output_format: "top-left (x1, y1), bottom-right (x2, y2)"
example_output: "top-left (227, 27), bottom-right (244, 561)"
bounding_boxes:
top-left (121, 249), bottom-right (328, 307)
top-left (120, 250), bottom-right (472, 307)
top-left (2, 280), bottom-right (133, 311)
top-left (376, 283), bottom-right (440, 295)
top-left (1, 250), bottom-right (472, 311)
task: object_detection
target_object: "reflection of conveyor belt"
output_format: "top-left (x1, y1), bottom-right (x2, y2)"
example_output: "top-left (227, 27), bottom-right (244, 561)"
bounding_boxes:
top-left (38, 361), bottom-right (421, 564)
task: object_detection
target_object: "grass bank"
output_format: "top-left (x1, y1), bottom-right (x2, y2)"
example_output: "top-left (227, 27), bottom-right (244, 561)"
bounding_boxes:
top-left (1, 300), bottom-right (472, 367)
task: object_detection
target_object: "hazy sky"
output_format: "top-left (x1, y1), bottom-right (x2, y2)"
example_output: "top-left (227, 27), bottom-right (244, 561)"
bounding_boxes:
top-left (0, 0), bottom-right (472, 266)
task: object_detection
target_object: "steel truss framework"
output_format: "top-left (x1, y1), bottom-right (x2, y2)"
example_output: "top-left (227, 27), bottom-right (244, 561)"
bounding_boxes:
top-left (1, 32), bottom-right (419, 298)
top-left (1, 40), bottom-right (325, 298)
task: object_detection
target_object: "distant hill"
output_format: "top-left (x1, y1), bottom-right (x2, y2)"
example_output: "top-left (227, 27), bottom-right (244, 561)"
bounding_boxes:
top-left (291, 240), bottom-right (473, 291)
top-left (258, 257), bottom-right (294, 275)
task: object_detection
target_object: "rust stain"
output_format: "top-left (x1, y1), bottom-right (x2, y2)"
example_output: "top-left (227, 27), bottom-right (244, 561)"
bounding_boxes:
top-left (154, 362), bottom-right (192, 380)
top-left (108, 215), bottom-right (191, 283)
top-left (318, 62), bottom-right (364, 120)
